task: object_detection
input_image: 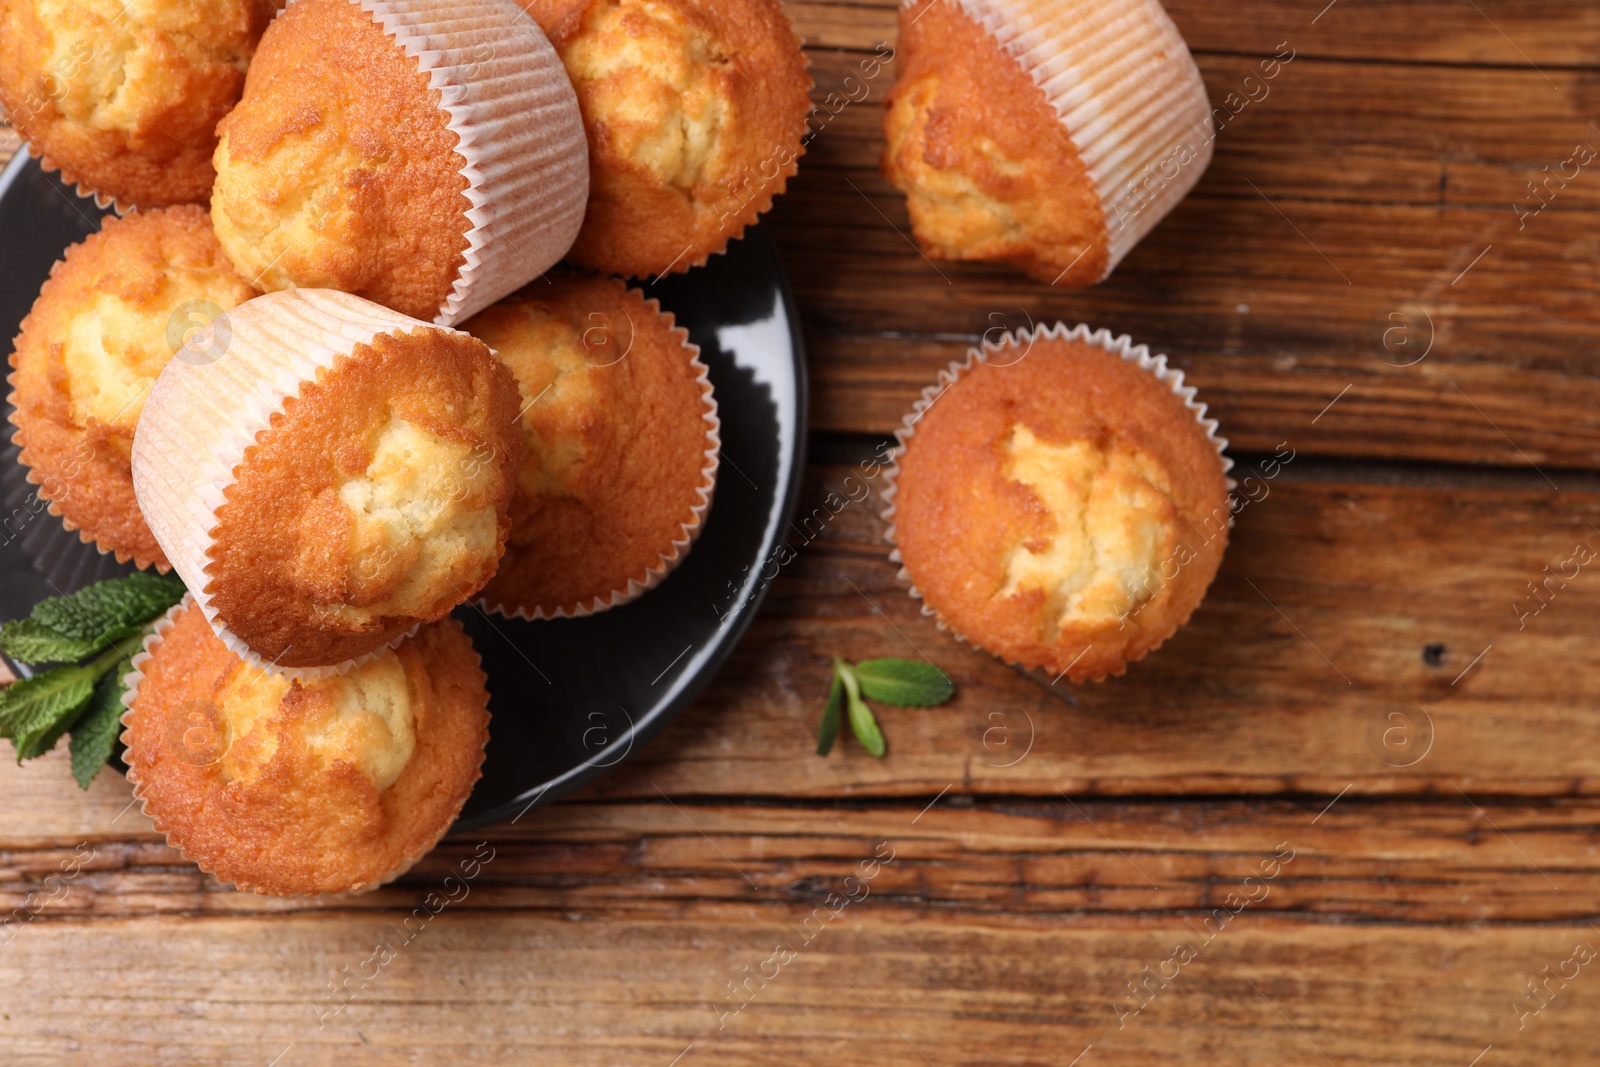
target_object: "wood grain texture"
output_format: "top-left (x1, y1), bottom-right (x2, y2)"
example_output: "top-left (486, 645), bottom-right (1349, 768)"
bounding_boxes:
top-left (14, 878), bottom-right (1585, 1058)
top-left (789, 0), bottom-right (1600, 66)
top-left (4, 910), bottom-right (1595, 1066)
top-left (576, 461), bottom-right (1600, 800)
top-left (778, 10), bottom-right (1600, 467)
top-left (3, 795), bottom-right (1598, 923)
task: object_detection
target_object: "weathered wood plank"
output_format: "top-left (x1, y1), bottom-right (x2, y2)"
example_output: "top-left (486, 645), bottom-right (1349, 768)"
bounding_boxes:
top-left (581, 461), bottom-right (1600, 799)
top-left (779, 51), bottom-right (1600, 462)
top-left (780, 177), bottom-right (1600, 460)
top-left (800, 47), bottom-right (1600, 211)
top-left (786, 0), bottom-right (1600, 67)
top-left (2, 797), bottom-right (1598, 924)
top-left (0, 909), bottom-right (1590, 1065)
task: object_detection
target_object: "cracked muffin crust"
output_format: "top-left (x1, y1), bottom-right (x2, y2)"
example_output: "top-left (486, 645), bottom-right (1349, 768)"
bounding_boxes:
top-left (521, 0), bottom-right (812, 277)
top-left (882, 0), bottom-right (1214, 287)
top-left (202, 324), bottom-right (524, 669)
top-left (6, 205), bottom-right (257, 570)
top-left (210, 0), bottom-right (473, 322)
top-left (463, 271), bottom-right (717, 617)
top-left (123, 600), bottom-right (490, 896)
top-left (0, 0), bottom-right (275, 207)
top-left (881, 0), bottom-right (1108, 287)
top-left (887, 332), bottom-right (1230, 681)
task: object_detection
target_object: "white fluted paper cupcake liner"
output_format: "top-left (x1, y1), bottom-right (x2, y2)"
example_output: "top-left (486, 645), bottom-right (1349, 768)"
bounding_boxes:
top-left (121, 597), bottom-right (488, 896)
top-left (130, 289), bottom-right (462, 679)
top-left (478, 294), bottom-right (720, 620)
top-left (341, 0), bottom-right (589, 325)
top-left (26, 143), bottom-right (137, 217)
top-left (946, 0), bottom-right (1213, 277)
top-left (4, 369), bottom-right (160, 580)
top-left (880, 322), bottom-right (1233, 666)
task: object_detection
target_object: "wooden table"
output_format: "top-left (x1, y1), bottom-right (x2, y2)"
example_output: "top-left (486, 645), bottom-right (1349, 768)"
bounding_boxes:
top-left (4, 1), bottom-right (1600, 1062)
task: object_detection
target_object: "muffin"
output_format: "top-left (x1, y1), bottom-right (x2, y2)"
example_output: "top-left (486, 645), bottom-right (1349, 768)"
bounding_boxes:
top-left (211, 0), bottom-right (588, 325)
top-left (122, 597), bottom-right (490, 896)
top-left (882, 0), bottom-right (1212, 286)
top-left (463, 272), bottom-right (718, 618)
top-left (7, 206), bottom-right (258, 571)
top-left (884, 325), bottom-right (1231, 681)
top-left (520, 0), bottom-right (812, 278)
top-left (132, 289), bottom-right (523, 674)
top-left (0, 0), bottom-right (275, 208)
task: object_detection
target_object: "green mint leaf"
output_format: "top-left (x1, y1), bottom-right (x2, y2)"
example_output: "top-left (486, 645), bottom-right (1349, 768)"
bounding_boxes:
top-left (70, 669), bottom-right (129, 789)
top-left (0, 617), bottom-right (143, 666)
top-left (0, 629), bottom-right (146, 766)
top-left (29, 572), bottom-right (185, 642)
top-left (816, 660), bottom-right (845, 756)
top-left (854, 658), bottom-right (954, 707)
top-left (837, 661), bottom-right (886, 758)
top-left (0, 666), bottom-right (96, 761)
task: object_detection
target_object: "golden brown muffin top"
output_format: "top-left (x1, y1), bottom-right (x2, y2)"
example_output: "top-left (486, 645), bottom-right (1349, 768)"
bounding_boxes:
top-left (890, 335), bottom-right (1229, 681)
top-left (0, 0), bottom-right (274, 207)
top-left (211, 0), bottom-right (472, 321)
top-left (7, 205), bottom-right (257, 570)
top-left (881, 0), bottom-right (1108, 287)
top-left (522, 0), bottom-right (811, 278)
top-left (124, 602), bottom-right (489, 896)
top-left (463, 272), bottom-right (716, 616)
top-left (206, 327), bottom-right (522, 669)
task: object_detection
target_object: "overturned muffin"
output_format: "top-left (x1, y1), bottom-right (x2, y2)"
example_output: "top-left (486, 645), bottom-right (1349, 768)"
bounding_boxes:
top-left (123, 598), bottom-right (490, 896)
top-left (132, 289), bottom-right (523, 673)
top-left (7, 206), bottom-right (257, 570)
top-left (463, 272), bottom-right (718, 618)
top-left (212, 0), bottom-right (587, 324)
top-left (885, 326), bottom-right (1231, 681)
top-left (0, 0), bottom-right (274, 208)
top-left (521, 0), bottom-right (811, 278)
top-left (882, 0), bottom-right (1212, 286)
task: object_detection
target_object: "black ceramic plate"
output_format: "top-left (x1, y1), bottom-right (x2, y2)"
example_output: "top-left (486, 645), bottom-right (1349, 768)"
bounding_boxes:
top-left (0, 151), bottom-right (807, 828)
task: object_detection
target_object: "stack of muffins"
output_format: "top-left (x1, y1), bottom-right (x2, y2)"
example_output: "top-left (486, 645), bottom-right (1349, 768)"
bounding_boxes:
top-left (2, 0), bottom-right (808, 895)
top-left (3, 0), bottom-right (1239, 888)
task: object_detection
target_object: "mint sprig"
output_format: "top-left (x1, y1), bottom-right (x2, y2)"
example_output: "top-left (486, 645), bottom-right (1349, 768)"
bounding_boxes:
top-left (816, 666), bottom-right (844, 756)
top-left (70, 670), bottom-right (132, 789)
top-left (854, 658), bottom-right (955, 707)
top-left (0, 573), bottom-right (186, 786)
top-left (0, 666), bottom-right (97, 759)
top-left (7, 572), bottom-right (184, 649)
top-left (0, 617), bottom-right (144, 665)
top-left (815, 656), bottom-right (954, 758)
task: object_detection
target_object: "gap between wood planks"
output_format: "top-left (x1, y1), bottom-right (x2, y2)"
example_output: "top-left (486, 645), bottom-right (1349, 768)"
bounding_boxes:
top-left (810, 433), bottom-right (1600, 490)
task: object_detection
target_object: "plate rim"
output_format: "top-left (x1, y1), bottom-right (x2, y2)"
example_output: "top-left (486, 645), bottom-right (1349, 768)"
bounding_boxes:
top-left (0, 150), bottom-right (810, 831)
top-left (446, 233), bottom-right (810, 829)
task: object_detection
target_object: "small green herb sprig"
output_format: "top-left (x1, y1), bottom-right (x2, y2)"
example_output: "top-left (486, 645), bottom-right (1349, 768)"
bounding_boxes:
top-left (0, 573), bottom-right (186, 787)
top-left (816, 657), bottom-right (954, 758)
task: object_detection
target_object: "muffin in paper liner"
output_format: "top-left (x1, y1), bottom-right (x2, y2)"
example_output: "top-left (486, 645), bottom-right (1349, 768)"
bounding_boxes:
top-left (130, 288), bottom-right (524, 680)
top-left (463, 274), bottom-right (721, 620)
top-left (212, 0), bottom-right (589, 326)
top-left (519, 0), bottom-right (814, 279)
top-left (884, 0), bottom-right (1212, 286)
top-left (120, 596), bottom-right (491, 896)
top-left (880, 322), bottom-right (1234, 682)
top-left (6, 205), bottom-right (259, 575)
top-left (0, 0), bottom-right (276, 213)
